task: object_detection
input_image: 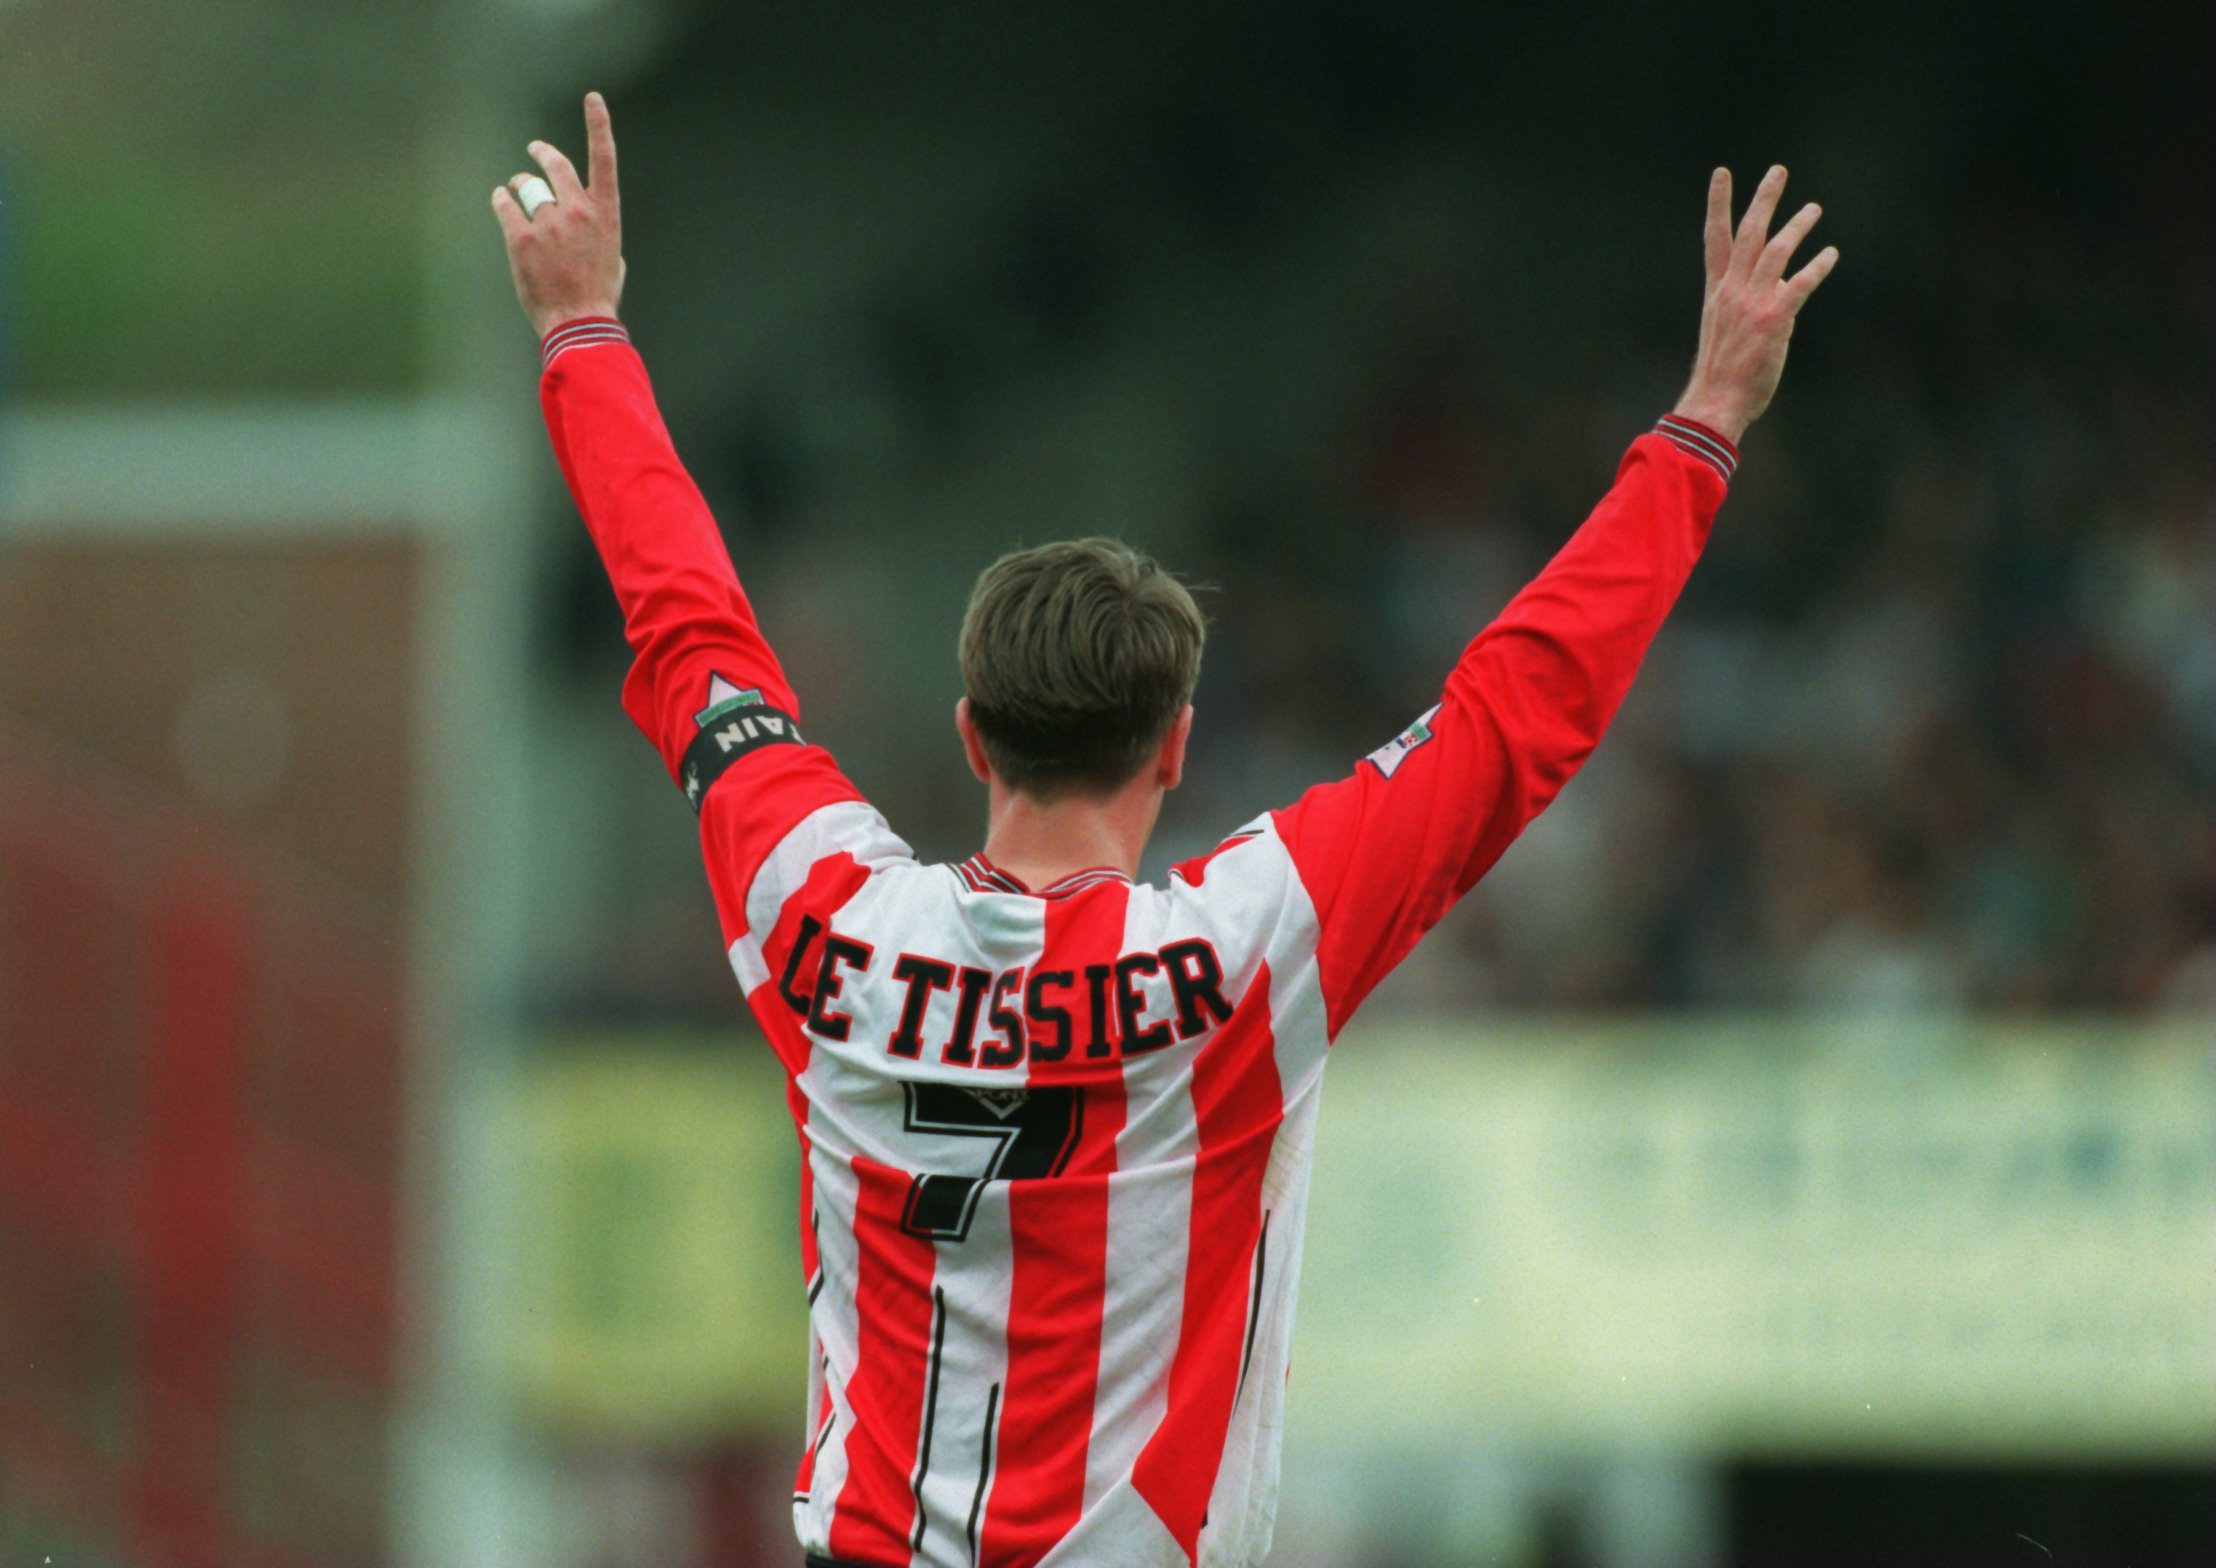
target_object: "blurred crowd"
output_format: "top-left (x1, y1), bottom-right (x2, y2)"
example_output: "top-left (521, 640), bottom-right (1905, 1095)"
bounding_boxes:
top-left (1183, 204), bottom-right (2212, 1017)
top-left (551, 192), bottom-right (2210, 1025)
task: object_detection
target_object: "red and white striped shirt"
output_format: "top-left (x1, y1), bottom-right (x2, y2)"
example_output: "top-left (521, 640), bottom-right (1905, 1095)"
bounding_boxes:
top-left (539, 317), bottom-right (1734, 1567)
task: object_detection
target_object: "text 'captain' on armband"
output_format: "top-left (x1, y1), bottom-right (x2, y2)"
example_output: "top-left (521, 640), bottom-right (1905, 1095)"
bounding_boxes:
top-left (679, 701), bottom-right (806, 812)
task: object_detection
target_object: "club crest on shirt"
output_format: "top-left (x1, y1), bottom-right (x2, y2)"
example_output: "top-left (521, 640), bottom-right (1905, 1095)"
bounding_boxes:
top-left (694, 671), bottom-right (764, 728)
top-left (1365, 704), bottom-right (1440, 779)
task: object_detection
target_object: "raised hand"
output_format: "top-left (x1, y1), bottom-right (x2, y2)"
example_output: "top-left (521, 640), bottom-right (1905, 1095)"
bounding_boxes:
top-left (491, 92), bottom-right (627, 338)
top-left (1673, 165), bottom-right (1837, 444)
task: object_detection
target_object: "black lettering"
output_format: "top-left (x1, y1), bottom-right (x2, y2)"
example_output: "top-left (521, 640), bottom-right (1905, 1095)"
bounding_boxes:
top-left (980, 970), bottom-right (1026, 1068)
top-left (898, 1084), bottom-right (1084, 1243)
top-left (1162, 939), bottom-right (1234, 1038)
top-left (807, 933), bottom-right (874, 1041)
top-left (1114, 952), bottom-right (1172, 1055)
top-left (941, 965), bottom-right (993, 1066)
top-left (1081, 964), bottom-right (1116, 1058)
top-left (777, 913), bottom-right (825, 1016)
top-left (1025, 970), bottom-right (1074, 1062)
top-left (887, 954), bottom-right (955, 1060)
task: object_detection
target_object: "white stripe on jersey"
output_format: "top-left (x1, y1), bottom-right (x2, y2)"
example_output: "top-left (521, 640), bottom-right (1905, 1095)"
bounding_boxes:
top-left (1036, 1487), bottom-right (1186, 1566)
top-left (1078, 885), bottom-right (1203, 1514)
top-left (795, 1146), bottom-right (863, 1533)
top-left (910, 1187), bottom-right (1014, 1562)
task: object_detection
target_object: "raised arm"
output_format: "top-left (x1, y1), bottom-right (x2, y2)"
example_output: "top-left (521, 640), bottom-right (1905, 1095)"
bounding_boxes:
top-left (492, 95), bottom-right (877, 947)
top-left (492, 96), bottom-right (814, 788)
top-left (1272, 165), bottom-right (1838, 1034)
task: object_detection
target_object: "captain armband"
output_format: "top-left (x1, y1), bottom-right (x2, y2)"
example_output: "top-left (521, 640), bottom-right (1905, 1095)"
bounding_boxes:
top-left (678, 702), bottom-right (806, 813)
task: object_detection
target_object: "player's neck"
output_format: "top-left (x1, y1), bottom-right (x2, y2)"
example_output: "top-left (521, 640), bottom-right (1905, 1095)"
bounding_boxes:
top-left (979, 776), bottom-right (1160, 889)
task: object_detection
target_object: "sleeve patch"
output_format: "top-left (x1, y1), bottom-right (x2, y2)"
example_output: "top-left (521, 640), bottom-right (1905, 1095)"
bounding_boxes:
top-left (1363, 705), bottom-right (1440, 780)
top-left (680, 702), bottom-right (806, 812)
top-left (694, 670), bottom-right (764, 727)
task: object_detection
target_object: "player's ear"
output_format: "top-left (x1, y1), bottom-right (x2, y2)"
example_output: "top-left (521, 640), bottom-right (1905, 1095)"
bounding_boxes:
top-left (1155, 704), bottom-right (1194, 792)
top-left (955, 697), bottom-right (993, 785)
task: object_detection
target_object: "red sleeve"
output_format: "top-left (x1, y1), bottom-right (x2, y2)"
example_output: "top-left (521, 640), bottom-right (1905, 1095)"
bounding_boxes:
top-left (540, 317), bottom-right (800, 766)
top-left (538, 318), bottom-right (870, 938)
top-left (1272, 415), bottom-right (1737, 1036)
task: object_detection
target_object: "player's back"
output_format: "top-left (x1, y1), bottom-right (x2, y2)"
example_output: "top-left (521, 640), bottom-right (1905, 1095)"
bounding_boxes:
top-left (751, 803), bottom-right (1329, 1568)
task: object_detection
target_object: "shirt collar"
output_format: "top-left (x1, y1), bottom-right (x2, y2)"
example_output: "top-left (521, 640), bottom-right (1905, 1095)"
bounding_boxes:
top-left (955, 853), bottom-right (1133, 899)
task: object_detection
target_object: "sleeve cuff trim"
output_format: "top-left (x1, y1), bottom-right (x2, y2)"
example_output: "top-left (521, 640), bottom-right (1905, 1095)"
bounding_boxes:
top-left (1653, 414), bottom-right (1739, 482)
top-left (541, 316), bottom-right (630, 369)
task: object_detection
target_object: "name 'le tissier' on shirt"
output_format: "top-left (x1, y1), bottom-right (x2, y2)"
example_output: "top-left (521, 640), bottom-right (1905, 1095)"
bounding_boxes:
top-left (536, 313), bottom-right (1735, 1568)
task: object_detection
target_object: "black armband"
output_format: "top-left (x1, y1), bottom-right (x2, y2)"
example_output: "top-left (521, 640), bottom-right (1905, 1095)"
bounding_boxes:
top-left (678, 702), bottom-right (806, 812)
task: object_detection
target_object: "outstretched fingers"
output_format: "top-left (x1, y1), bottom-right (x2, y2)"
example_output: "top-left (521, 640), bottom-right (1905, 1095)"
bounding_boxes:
top-left (1758, 201), bottom-right (1822, 284)
top-left (1704, 168), bottom-right (1733, 285)
top-left (1731, 164), bottom-right (1788, 277)
top-left (585, 91), bottom-right (618, 201)
top-left (1785, 244), bottom-right (1841, 309)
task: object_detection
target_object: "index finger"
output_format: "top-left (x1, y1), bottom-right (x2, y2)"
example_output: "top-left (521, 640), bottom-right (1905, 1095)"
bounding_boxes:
top-left (585, 91), bottom-right (618, 201)
top-left (1703, 167), bottom-right (1732, 285)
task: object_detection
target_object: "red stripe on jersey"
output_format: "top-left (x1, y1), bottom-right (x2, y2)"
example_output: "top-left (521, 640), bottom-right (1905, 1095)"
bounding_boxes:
top-left (762, 851), bottom-right (872, 1506)
top-left (753, 851), bottom-right (871, 1074)
top-left (795, 1362), bottom-right (835, 1500)
top-left (1130, 972), bottom-right (1285, 1558)
top-left (756, 853), bottom-right (868, 1268)
top-left (978, 884), bottom-right (1132, 1567)
top-left (828, 1155), bottom-right (941, 1562)
top-left (787, 1083), bottom-right (827, 1541)
top-left (701, 752), bottom-right (868, 949)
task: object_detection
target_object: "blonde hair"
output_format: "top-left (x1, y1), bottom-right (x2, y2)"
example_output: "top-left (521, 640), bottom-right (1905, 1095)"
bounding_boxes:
top-left (959, 538), bottom-right (1205, 798)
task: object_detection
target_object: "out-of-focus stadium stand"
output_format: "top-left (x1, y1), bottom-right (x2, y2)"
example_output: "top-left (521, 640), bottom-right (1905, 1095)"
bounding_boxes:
top-left (1, 0), bottom-right (2208, 1564)
top-left (528, 0), bottom-right (2211, 1024)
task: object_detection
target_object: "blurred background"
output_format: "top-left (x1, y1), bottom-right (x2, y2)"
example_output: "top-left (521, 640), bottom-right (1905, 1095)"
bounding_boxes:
top-left (1, 0), bottom-right (2209, 1564)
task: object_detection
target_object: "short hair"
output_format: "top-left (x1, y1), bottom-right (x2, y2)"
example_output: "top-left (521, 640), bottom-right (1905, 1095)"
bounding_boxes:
top-left (959, 538), bottom-right (1205, 799)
